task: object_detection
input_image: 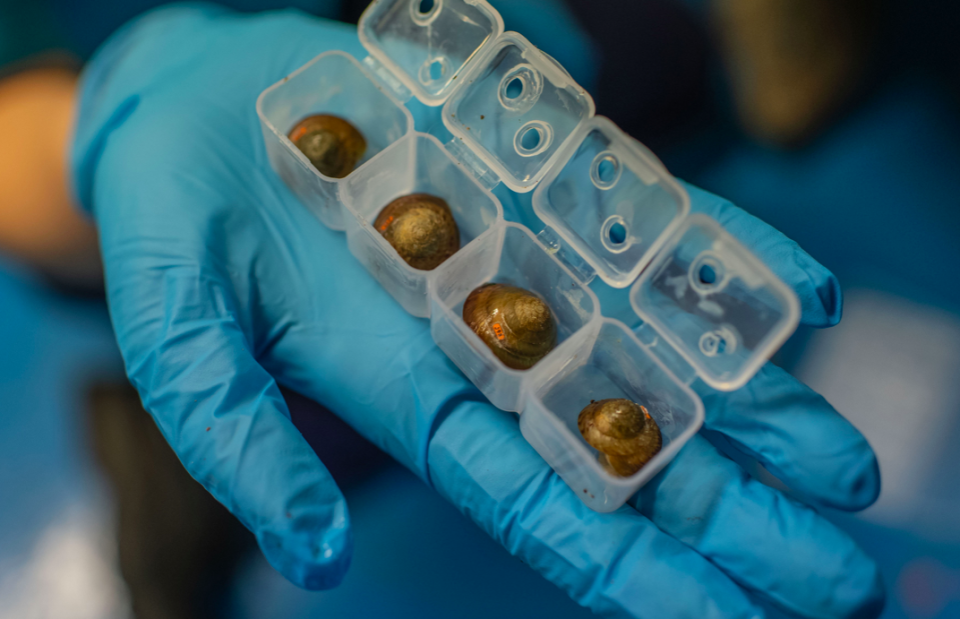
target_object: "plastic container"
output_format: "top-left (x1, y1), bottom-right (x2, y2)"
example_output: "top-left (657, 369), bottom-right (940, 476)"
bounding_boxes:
top-left (430, 222), bottom-right (602, 412)
top-left (442, 31), bottom-right (596, 192)
top-left (257, 0), bottom-right (801, 512)
top-left (358, 0), bottom-right (505, 106)
top-left (257, 51), bottom-right (414, 230)
top-left (522, 319), bottom-right (703, 512)
top-left (629, 214), bottom-right (800, 392)
top-left (341, 133), bottom-right (503, 317)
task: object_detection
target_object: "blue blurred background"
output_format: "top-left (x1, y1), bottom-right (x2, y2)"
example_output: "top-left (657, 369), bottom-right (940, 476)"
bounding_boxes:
top-left (1, 1), bottom-right (959, 618)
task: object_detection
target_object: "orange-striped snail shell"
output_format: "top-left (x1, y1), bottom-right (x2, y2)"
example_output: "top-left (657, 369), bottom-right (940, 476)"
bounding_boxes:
top-left (462, 283), bottom-right (557, 370)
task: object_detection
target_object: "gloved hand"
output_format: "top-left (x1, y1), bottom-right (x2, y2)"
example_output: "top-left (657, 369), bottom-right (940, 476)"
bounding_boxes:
top-left (73, 5), bottom-right (885, 618)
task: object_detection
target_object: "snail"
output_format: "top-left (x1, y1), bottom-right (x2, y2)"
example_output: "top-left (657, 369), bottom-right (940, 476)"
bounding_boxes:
top-left (578, 399), bottom-right (662, 477)
top-left (462, 283), bottom-right (557, 370)
top-left (375, 194), bottom-right (460, 270)
top-left (287, 114), bottom-right (366, 179)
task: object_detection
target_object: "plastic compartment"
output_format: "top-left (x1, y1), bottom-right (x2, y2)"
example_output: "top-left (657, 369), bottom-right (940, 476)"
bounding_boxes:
top-left (257, 51), bottom-right (414, 230)
top-left (429, 222), bottom-right (602, 412)
top-left (341, 133), bottom-right (504, 317)
top-left (258, 1), bottom-right (802, 513)
top-left (631, 214), bottom-right (800, 391)
top-left (533, 116), bottom-right (689, 288)
top-left (359, 0), bottom-right (504, 105)
top-left (522, 319), bottom-right (704, 511)
top-left (443, 32), bottom-right (595, 192)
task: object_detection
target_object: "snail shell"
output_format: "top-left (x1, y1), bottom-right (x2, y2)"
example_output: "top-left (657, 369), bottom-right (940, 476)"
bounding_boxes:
top-left (288, 114), bottom-right (366, 179)
top-left (375, 194), bottom-right (460, 270)
top-left (462, 283), bottom-right (557, 370)
top-left (578, 399), bottom-right (662, 477)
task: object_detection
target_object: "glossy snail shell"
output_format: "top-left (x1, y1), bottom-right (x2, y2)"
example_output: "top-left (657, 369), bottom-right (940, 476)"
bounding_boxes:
top-left (578, 399), bottom-right (662, 477)
top-left (288, 114), bottom-right (366, 179)
top-left (462, 283), bottom-right (557, 370)
top-left (375, 194), bottom-right (460, 271)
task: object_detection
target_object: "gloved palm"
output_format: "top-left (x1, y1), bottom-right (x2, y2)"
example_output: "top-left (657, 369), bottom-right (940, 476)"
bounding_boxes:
top-left (73, 6), bottom-right (884, 618)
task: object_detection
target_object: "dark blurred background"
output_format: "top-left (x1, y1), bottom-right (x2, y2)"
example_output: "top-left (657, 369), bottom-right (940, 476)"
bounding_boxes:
top-left (2, 1), bottom-right (959, 618)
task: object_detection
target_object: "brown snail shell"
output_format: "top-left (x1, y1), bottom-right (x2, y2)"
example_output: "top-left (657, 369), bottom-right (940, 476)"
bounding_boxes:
top-left (375, 194), bottom-right (460, 271)
top-left (288, 114), bottom-right (366, 179)
top-left (462, 283), bottom-right (557, 370)
top-left (578, 399), bottom-right (662, 477)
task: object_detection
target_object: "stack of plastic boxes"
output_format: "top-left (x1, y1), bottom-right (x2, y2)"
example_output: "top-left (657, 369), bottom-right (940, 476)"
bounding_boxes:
top-left (257, 0), bottom-right (800, 512)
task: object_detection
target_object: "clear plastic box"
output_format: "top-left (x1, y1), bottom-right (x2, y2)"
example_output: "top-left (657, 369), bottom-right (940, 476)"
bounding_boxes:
top-left (358, 0), bottom-right (504, 106)
top-left (257, 51), bottom-right (414, 230)
top-left (522, 319), bottom-right (703, 512)
top-left (257, 0), bottom-right (801, 512)
top-left (429, 222), bottom-right (602, 412)
top-left (341, 133), bottom-right (503, 318)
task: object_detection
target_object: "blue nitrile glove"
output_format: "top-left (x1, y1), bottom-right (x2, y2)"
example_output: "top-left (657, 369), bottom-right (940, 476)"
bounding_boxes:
top-left (73, 5), bottom-right (885, 618)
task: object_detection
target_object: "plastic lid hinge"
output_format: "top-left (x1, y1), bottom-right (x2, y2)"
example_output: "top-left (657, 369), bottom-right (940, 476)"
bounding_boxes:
top-left (445, 137), bottom-right (501, 191)
top-left (536, 227), bottom-right (596, 286)
top-left (636, 322), bottom-right (698, 387)
top-left (362, 55), bottom-right (413, 104)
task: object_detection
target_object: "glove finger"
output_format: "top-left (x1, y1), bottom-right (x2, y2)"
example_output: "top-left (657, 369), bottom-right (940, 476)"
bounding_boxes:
top-left (632, 436), bottom-right (885, 619)
top-left (684, 182), bottom-right (842, 328)
top-left (700, 362), bottom-right (880, 511)
top-left (428, 400), bottom-right (765, 619)
top-left (683, 182), bottom-right (877, 509)
top-left (73, 6), bottom-right (369, 215)
top-left (106, 262), bottom-right (352, 590)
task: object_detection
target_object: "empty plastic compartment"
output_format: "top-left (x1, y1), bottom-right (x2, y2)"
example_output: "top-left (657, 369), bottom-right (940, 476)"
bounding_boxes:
top-left (341, 132), bottom-right (503, 317)
top-left (257, 51), bottom-right (413, 230)
top-left (429, 222), bottom-right (602, 412)
top-left (522, 319), bottom-right (704, 512)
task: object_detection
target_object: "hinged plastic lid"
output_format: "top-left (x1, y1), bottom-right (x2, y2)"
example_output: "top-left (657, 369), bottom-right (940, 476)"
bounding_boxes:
top-left (442, 32), bottom-right (595, 192)
top-left (532, 116), bottom-right (689, 287)
top-left (358, 0), bottom-right (504, 106)
top-left (630, 214), bottom-right (800, 391)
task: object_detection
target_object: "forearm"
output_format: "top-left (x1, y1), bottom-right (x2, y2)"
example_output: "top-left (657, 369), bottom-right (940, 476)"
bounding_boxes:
top-left (0, 66), bottom-right (101, 284)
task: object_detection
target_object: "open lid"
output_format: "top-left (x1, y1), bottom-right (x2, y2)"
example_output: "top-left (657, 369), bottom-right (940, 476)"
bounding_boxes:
top-left (358, 0), bottom-right (504, 106)
top-left (442, 32), bottom-right (595, 192)
top-left (629, 215), bottom-right (800, 391)
top-left (531, 116), bottom-right (689, 287)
